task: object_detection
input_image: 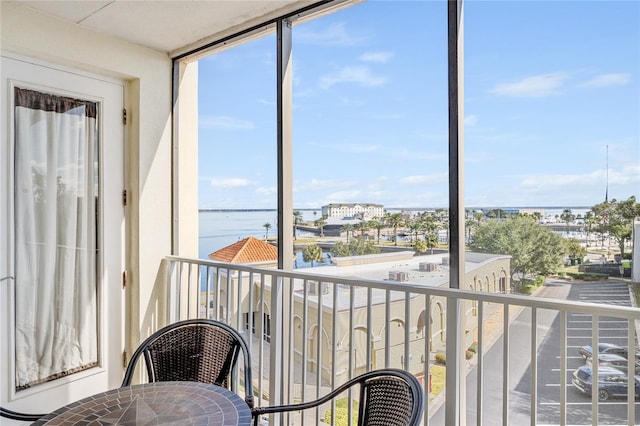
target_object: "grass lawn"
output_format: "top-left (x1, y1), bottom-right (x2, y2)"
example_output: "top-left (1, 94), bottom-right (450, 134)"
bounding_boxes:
top-left (430, 365), bottom-right (445, 396)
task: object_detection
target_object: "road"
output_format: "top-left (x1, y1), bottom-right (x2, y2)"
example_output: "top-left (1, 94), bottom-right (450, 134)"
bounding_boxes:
top-left (430, 280), bottom-right (639, 426)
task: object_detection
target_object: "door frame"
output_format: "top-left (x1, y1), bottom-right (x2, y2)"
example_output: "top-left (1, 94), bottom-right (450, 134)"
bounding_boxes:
top-left (0, 52), bottom-right (126, 411)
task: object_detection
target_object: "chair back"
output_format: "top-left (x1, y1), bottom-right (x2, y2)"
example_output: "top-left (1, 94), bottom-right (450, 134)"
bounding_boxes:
top-left (359, 369), bottom-right (423, 426)
top-left (122, 319), bottom-right (254, 408)
top-left (251, 368), bottom-right (422, 426)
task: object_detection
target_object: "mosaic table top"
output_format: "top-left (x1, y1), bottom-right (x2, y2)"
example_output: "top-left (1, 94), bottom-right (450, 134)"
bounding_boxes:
top-left (32, 381), bottom-right (252, 425)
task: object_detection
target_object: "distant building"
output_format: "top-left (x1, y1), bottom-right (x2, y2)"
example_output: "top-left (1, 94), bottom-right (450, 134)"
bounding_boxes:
top-left (209, 237), bottom-right (511, 386)
top-left (321, 203), bottom-right (384, 220)
top-left (209, 236), bottom-right (279, 268)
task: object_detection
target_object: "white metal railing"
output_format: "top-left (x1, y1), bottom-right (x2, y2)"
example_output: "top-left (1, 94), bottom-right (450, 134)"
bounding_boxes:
top-left (163, 256), bottom-right (640, 426)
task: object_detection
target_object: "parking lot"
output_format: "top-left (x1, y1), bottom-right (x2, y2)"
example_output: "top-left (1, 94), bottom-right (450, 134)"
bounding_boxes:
top-left (533, 281), bottom-right (639, 425)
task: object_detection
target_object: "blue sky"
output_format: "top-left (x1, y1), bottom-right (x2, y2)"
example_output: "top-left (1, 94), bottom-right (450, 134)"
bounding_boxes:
top-left (198, 0), bottom-right (639, 210)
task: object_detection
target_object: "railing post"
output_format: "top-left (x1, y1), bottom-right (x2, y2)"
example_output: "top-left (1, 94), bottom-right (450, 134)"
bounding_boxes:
top-left (273, 16), bottom-right (293, 425)
top-left (447, 0), bottom-right (465, 424)
top-left (269, 274), bottom-right (284, 425)
top-left (445, 297), bottom-right (466, 426)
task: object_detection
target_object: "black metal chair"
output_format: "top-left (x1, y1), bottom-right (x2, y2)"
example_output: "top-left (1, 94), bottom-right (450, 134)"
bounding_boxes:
top-left (122, 318), bottom-right (254, 408)
top-left (252, 368), bottom-right (423, 426)
top-left (0, 407), bottom-right (44, 422)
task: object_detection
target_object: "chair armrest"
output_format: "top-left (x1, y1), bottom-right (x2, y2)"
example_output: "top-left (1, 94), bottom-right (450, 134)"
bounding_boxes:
top-left (1, 407), bottom-right (45, 421)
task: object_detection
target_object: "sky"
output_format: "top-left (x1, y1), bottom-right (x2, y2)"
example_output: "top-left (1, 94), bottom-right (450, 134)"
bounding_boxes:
top-left (197, 0), bottom-right (639, 210)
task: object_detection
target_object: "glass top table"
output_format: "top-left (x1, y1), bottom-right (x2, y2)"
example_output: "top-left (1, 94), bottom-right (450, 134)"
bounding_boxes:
top-left (32, 381), bottom-right (252, 425)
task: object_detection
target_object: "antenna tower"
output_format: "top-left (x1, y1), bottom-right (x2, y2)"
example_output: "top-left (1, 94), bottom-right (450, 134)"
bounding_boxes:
top-left (605, 144), bottom-right (609, 202)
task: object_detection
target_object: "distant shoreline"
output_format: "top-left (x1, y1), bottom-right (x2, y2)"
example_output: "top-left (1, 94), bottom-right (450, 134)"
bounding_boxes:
top-left (199, 206), bottom-right (592, 213)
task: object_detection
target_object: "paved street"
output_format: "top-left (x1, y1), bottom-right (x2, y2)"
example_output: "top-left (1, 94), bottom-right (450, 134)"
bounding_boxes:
top-left (430, 280), bottom-right (640, 426)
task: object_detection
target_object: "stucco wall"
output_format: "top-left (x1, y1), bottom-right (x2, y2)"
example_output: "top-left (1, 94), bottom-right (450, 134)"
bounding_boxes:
top-left (217, 256), bottom-right (511, 386)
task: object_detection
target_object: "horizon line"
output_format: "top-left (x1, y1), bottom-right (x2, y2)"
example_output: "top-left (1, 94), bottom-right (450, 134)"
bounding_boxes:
top-left (199, 205), bottom-right (593, 212)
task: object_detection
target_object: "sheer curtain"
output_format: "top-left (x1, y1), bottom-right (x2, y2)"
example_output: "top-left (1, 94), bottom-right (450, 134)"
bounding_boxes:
top-left (14, 87), bottom-right (98, 389)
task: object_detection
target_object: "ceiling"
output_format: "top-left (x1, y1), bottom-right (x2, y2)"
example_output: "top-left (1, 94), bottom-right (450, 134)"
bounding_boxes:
top-left (8, 0), bottom-right (328, 57)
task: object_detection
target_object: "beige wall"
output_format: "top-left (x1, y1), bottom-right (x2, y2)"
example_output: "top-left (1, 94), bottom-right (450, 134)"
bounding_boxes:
top-left (0, 2), bottom-right (189, 358)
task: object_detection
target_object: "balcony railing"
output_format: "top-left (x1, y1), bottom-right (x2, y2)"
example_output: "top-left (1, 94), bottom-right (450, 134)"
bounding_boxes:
top-left (162, 255), bottom-right (639, 426)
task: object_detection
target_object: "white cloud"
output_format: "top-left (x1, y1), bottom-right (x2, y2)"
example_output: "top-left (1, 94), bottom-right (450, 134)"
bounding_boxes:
top-left (580, 73), bottom-right (631, 88)
top-left (465, 114), bottom-right (479, 126)
top-left (320, 66), bottom-right (386, 89)
top-left (489, 72), bottom-right (568, 98)
top-left (359, 51), bottom-right (394, 63)
top-left (200, 115), bottom-right (254, 130)
top-left (210, 177), bottom-right (250, 189)
top-left (295, 179), bottom-right (358, 192)
top-left (520, 172), bottom-right (595, 190)
top-left (400, 173), bottom-right (448, 185)
top-left (255, 186), bottom-right (276, 196)
top-left (324, 190), bottom-right (363, 202)
top-left (295, 22), bottom-right (364, 46)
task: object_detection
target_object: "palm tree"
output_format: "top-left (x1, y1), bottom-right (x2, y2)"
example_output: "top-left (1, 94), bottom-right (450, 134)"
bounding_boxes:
top-left (354, 221), bottom-right (368, 239)
top-left (369, 220), bottom-right (384, 245)
top-left (473, 211), bottom-right (484, 225)
top-left (584, 211), bottom-right (595, 247)
top-left (425, 232), bottom-right (439, 254)
top-left (263, 222), bottom-right (272, 240)
top-left (407, 218), bottom-right (424, 243)
top-left (293, 210), bottom-right (303, 240)
top-left (560, 208), bottom-right (575, 235)
top-left (342, 223), bottom-right (354, 243)
top-left (314, 217), bottom-right (326, 237)
top-left (385, 213), bottom-right (404, 246)
top-left (465, 218), bottom-right (477, 242)
top-left (413, 238), bottom-right (428, 255)
top-left (302, 244), bottom-right (323, 267)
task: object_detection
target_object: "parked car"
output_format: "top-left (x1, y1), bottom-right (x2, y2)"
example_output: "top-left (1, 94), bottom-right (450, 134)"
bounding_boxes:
top-left (578, 343), bottom-right (640, 361)
top-left (572, 365), bottom-right (640, 401)
top-left (585, 353), bottom-right (640, 374)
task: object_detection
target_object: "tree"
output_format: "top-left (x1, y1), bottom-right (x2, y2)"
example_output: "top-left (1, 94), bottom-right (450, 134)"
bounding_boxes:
top-left (564, 238), bottom-right (586, 263)
top-left (263, 222), bottom-right (272, 240)
top-left (293, 210), bottom-right (303, 240)
top-left (385, 213), bottom-right (404, 246)
top-left (590, 196), bottom-right (640, 255)
top-left (369, 220), bottom-right (385, 245)
top-left (473, 211), bottom-right (484, 225)
top-left (560, 208), bottom-right (575, 235)
top-left (407, 218), bottom-right (424, 243)
top-left (583, 211), bottom-right (596, 247)
top-left (342, 223), bottom-right (354, 243)
top-left (413, 239), bottom-right (428, 255)
top-left (424, 232), bottom-right (439, 254)
top-left (314, 217), bottom-right (326, 237)
top-left (465, 218), bottom-right (477, 242)
top-left (590, 200), bottom-right (613, 247)
top-left (607, 196), bottom-right (640, 257)
top-left (302, 244), bottom-right (323, 267)
top-left (330, 242), bottom-right (351, 257)
top-left (469, 216), bottom-right (565, 282)
top-left (354, 221), bottom-right (369, 239)
top-left (560, 208), bottom-right (575, 225)
top-left (348, 238), bottom-right (380, 255)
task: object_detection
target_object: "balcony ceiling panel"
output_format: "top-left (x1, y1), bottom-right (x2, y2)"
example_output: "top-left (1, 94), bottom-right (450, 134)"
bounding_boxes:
top-left (8, 0), bottom-right (315, 55)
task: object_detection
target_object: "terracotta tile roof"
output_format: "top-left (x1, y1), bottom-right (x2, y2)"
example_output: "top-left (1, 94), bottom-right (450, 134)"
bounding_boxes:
top-left (208, 237), bottom-right (279, 264)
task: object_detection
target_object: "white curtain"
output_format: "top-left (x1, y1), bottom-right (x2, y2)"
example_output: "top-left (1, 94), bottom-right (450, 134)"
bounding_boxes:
top-left (14, 87), bottom-right (98, 389)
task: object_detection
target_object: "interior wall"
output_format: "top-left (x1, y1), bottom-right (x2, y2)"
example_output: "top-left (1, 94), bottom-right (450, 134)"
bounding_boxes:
top-left (1, 2), bottom-right (176, 359)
